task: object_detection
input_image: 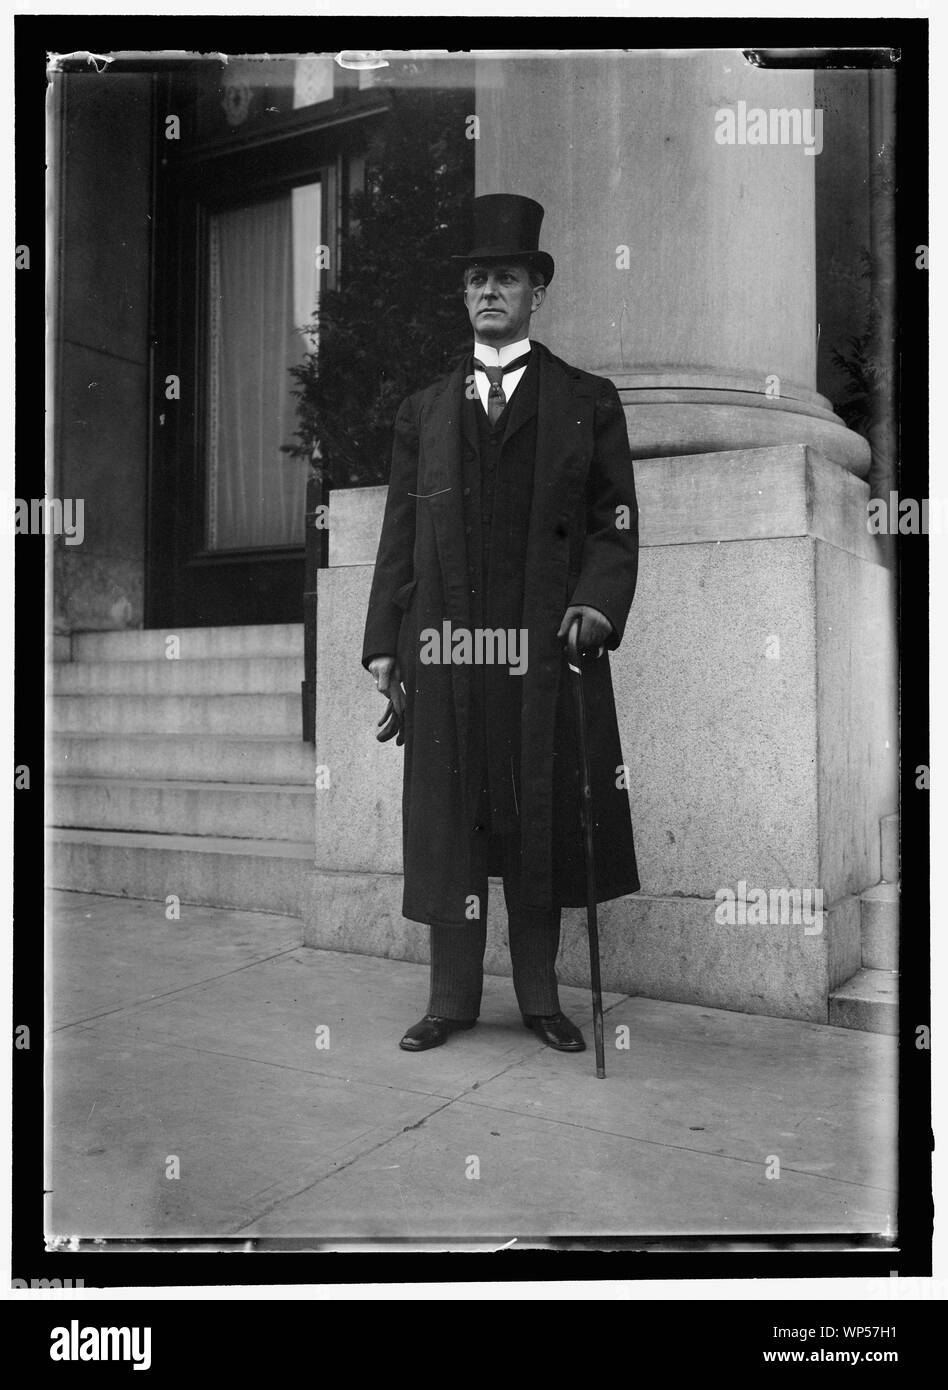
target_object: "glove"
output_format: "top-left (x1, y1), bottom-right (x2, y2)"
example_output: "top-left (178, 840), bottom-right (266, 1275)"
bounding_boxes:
top-left (375, 699), bottom-right (405, 746)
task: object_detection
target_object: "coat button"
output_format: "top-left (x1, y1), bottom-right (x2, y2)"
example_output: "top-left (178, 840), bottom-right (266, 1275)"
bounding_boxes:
top-left (463, 486), bottom-right (471, 497)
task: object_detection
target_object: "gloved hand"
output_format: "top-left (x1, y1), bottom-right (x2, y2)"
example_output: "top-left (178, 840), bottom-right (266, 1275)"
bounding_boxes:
top-left (369, 655), bottom-right (405, 745)
top-left (376, 698), bottom-right (405, 746)
top-left (556, 604), bottom-right (612, 657)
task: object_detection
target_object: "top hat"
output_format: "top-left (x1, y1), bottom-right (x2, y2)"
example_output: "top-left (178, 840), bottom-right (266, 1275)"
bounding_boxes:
top-left (453, 193), bottom-right (555, 286)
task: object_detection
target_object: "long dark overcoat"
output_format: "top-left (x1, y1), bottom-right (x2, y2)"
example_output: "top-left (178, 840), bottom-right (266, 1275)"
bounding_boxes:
top-left (362, 339), bottom-right (640, 926)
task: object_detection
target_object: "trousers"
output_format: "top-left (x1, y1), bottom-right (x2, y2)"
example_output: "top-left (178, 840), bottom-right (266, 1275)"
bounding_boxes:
top-left (427, 828), bottom-right (562, 1021)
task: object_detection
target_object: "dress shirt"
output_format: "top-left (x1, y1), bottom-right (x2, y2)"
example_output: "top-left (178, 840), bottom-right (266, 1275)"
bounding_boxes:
top-left (472, 337), bottom-right (531, 415)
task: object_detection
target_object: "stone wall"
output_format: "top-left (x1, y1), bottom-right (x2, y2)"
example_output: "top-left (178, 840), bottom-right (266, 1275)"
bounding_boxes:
top-left (52, 73), bottom-right (152, 632)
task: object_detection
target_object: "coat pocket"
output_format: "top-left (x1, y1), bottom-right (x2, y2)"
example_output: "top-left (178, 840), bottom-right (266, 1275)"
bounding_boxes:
top-left (392, 577), bottom-right (418, 611)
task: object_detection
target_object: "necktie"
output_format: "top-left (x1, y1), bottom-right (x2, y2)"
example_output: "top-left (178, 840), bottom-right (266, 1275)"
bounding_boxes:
top-left (473, 351), bottom-right (532, 427)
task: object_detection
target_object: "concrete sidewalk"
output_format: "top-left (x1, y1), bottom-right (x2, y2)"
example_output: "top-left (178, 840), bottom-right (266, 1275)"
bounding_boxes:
top-left (46, 890), bottom-right (897, 1243)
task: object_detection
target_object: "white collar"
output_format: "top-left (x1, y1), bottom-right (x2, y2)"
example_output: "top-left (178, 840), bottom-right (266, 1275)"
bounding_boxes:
top-left (472, 337), bottom-right (532, 369)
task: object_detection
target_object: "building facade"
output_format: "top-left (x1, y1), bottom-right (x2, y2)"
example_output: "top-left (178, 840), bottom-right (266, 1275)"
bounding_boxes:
top-left (48, 51), bottom-right (900, 1030)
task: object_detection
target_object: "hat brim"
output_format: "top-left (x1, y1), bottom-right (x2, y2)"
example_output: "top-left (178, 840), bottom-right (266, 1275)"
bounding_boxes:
top-left (453, 249), bottom-right (554, 287)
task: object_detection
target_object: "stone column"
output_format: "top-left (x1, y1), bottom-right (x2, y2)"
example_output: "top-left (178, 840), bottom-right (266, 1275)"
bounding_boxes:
top-left (475, 50), bottom-right (868, 474)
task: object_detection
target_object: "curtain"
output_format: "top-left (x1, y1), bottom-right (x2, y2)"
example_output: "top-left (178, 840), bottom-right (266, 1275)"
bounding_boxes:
top-left (206, 184), bottom-right (321, 550)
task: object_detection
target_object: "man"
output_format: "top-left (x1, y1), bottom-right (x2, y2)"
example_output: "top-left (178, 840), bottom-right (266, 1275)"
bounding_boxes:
top-left (362, 194), bottom-right (640, 1053)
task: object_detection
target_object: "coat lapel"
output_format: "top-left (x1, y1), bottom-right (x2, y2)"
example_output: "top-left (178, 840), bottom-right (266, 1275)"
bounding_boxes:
top-left (500, 347), bottom-right (539, 445)
top-left (418, 356), bottom-right (473, 630)
top-left (519, 341), bottom-right (599, 906)
top-left (528, 341), bottom-right (597, 536)
top-left (417, 357), bottom-right (475, 800)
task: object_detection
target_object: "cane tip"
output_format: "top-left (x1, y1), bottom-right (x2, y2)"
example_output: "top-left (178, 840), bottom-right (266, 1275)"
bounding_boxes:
top-left (596, 1067), bottom-right (606, 1080)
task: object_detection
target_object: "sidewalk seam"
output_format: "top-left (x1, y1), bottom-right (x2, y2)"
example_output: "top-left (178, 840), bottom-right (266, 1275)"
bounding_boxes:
top-left (227, 1097), bottom-right (458, 1234)
top-left (51, 946), bottom-right (302, 1033)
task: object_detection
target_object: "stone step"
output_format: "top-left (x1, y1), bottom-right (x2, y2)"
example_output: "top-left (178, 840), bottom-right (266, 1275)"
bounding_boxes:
top-left (49, 828), bottom-right (313, 916)
top-left (881, 812), bottom-right (899, 884)
top-left (50, 777), bottom-right (315, 842)
top-left (51, 693), bottom-right (298, 737)
top-left (51, 733), bottom-right (315, 785)
top-left (860, 881), bottom-right (899, 971)
top-left (52, 656), bottom-right (302, 696)
top-left (828, 968), bottom-right (898, 1036)
top-left (69, 623), bottom-right (303, 664)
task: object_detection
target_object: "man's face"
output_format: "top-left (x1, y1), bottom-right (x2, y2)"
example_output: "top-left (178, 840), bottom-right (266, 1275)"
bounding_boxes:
top-left (463, 262), bottom-right (544, 346)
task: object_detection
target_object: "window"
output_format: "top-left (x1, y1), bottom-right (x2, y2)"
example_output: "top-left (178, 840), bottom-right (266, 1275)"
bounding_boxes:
top-left (147, 56), bottom-right (469, 629)
top-left (205, 182), bottom-right (322, 550)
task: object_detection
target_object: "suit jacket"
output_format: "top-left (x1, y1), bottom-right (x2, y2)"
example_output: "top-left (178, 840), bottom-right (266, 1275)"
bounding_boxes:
top-left (363, 339), bottom-right (640, 923)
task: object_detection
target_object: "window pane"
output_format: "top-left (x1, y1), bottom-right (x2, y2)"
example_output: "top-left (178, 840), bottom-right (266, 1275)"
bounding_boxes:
top-left (205, 58), bottom-right (337, 138)
top-left (293, 57), bottom-right (335, 108)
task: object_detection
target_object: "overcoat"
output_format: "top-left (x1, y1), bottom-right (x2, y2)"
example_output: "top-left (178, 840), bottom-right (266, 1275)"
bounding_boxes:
top-left (362, 340), bottom-right (640, 926)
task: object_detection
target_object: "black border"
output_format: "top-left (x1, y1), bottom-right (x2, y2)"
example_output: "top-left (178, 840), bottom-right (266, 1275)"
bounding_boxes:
top-left (17, 13), bottom-right (931, 1301)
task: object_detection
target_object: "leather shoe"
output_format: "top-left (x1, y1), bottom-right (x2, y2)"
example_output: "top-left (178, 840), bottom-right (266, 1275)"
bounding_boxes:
top-left (399, 1014), bottom-right (476, 1052)
top-left (522, 1011), bottom-right (586, 1052)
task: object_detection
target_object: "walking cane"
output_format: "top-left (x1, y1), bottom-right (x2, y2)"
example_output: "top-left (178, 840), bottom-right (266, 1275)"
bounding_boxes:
top-left (566, 615), bottom-right (606, 1079)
